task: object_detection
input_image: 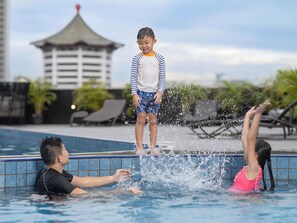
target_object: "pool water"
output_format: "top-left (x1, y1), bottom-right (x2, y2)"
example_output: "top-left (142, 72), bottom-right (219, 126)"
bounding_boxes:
top-left (0, 154), bottom-right (296, 223)
top-left (1, 184), bottom-right (297, 223)
top-left (0, 143), bottom-right (39, 156)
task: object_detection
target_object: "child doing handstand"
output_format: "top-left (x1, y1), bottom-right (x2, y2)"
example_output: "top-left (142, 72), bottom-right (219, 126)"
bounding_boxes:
top-left (230, 101), bottom-right (275, 193)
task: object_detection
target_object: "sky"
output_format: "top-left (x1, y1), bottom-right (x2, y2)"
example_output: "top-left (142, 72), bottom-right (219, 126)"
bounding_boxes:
top-left (8, 0), bottom-right (297, 87)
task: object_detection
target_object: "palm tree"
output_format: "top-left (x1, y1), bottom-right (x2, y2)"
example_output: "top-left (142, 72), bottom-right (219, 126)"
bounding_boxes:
top-left (27, 78), bottom-right (57, 116)
top-left (273, 69), bottom-right (297, 106)
top-left (72, 79), bottom-right (114, 112)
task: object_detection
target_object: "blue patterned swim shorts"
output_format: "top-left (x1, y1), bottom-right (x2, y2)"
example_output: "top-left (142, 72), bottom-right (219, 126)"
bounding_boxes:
top-left (136, 90), bottom-right (160, 115)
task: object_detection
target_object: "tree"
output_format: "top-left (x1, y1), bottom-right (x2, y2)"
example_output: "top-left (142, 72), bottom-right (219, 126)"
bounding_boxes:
top-left (216, 80), bottom-right (266, 116)
top-left (171, 83), bottom-right (211, 114)
top-left (121, 84), bottom-right (135, 122)
top-left (72, 79), bottom-right (114, 112)
top-left (273, 69), bottom-right (297, 106)
top-left (27, 78), bottom-right (57, 116)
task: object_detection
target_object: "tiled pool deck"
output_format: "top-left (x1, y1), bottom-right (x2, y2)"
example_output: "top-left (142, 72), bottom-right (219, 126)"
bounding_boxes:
top-left (0, 124), bottom-right (297, 191)
top-left (2, 124), bottom-right (297, 153)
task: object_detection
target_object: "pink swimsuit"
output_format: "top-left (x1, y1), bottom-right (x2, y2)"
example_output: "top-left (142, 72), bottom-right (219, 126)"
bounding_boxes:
top-left (229, 166), bottom-right (262, 193)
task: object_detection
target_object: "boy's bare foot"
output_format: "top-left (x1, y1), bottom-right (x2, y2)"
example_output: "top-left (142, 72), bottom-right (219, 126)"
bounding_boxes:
top-left (136, 149), bottom-right (146, 156)
top-left (149, 147), bottom-right (161, 156)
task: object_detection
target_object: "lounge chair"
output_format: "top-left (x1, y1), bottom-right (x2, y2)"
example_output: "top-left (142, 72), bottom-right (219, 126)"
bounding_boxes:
top-left (70, 111), bottom-right (89, 126)
top-left (83, 99), bottom-right (126, 125)
top-left (258, 100), bottom-right (297, 139)
top-left (183, 100), bottom-right (218, 124)
top-left (183, 100), bottom-right (242, 138)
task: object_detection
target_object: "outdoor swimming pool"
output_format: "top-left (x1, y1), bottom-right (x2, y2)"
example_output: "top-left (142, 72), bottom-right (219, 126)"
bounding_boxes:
top-left (1, 127), bottom-right (297, 222)
top-left (1, 184), bottom-right (297, 223)
top-left (0, 155), bottom-right (296, 223)
top-left (0, 128), bottom-right (134, 156)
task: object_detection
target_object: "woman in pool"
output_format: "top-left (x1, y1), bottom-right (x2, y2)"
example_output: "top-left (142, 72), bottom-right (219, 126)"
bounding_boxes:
top-left (230, 101), bottom-right (275, 193)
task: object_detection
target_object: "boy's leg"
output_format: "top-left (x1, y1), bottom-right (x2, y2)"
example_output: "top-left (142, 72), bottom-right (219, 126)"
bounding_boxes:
top-left (146, 92), bottom-right (161, 155)
top-left (148, 113), bottom-right (160, 155)
top-left (135, 112), bottom-right (146, 153)
top-left (148, 113), bottom-right (158, 149)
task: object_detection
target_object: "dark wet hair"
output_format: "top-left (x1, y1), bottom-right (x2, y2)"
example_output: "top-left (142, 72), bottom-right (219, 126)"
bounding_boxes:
top-left (255, 139), bottom-right (275, 190)
top-left (137, 27), bottom-right (155, 40)
top-left (40, 137), bottom-right (64, 165)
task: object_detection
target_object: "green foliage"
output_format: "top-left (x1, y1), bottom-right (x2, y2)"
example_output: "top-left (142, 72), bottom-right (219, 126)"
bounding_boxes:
top-left (171, 83), bottom-right (211, 113)
top-left (216, 80), bottom-right (266, 115)
top-left (72, 79), bottom-right (114, 112)
top-left (273, 69), bottom-right (297, 107)
top-left (27, 78), bottom-right (57, 116)
top-left (121, 84), bottom-right (135, 118)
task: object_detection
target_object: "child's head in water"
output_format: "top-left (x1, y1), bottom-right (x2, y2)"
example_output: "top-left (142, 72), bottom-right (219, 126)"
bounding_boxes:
top-left (255, 139), bottom-right (275, 190)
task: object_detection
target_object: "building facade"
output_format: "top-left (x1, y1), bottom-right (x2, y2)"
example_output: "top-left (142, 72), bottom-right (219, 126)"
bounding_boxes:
top-left (32, 5), bottom-right (123, 90)
top-left (0, 0), bottom-right (8, 81)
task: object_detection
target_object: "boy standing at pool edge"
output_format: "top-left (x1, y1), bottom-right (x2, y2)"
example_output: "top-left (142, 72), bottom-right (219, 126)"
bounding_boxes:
top-left (130, 27), bottom-right (166, 156)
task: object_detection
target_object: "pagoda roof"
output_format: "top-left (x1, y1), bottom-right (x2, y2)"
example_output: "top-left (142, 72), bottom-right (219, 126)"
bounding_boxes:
top-left (32, 6), bottom-right (123, 49)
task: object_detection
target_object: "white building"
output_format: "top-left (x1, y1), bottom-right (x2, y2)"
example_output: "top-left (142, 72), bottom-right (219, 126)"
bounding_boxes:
top-left (0, 0), bottom-right (9, 81)
top-left (31, 4), bottom-right (123, 90)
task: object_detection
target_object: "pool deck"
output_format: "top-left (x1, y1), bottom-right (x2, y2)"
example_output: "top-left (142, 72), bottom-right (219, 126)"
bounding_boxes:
top-left (2, 124), bottom-right (297, 153)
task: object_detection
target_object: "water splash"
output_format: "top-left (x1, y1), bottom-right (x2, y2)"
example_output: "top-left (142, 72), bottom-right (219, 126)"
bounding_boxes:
top-left (125, 153), bottom-right (227, 192)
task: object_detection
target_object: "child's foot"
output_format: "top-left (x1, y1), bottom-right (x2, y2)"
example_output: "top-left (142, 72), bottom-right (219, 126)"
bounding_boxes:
top-left (149, 147), bottom-right (161, 156)
top-left (136, 149), bottom-right (146, 156)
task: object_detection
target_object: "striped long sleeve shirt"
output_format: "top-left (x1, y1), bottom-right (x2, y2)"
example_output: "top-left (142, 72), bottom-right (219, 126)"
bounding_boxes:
top-left (130, 52), bottom-right (166, 95)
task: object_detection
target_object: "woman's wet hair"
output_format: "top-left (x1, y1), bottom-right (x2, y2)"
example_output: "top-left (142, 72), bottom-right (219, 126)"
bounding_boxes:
top-left (255, 139), bottom-right (275, 190)
top-left (40, 137), bottom-right (64, 165)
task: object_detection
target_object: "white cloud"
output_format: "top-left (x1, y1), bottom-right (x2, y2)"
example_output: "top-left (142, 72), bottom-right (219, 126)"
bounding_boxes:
top-left (162, 43), bottom-right (297, 66)
top-left (8, 0), bottom-right (297, 87)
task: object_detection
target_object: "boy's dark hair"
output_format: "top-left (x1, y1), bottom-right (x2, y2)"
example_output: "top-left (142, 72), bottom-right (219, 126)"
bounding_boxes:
top-left (255, 139), bottom-right (275, 190)
top-left (40, 137), bottom-right (63, 165)
top-left (137, 27), bottom-right (155, 40)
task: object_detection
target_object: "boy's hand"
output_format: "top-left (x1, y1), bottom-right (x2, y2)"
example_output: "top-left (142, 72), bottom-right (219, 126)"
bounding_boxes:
top-left (154, 92), bottom-right (163, 104)
top-left (132, 94), bottom-right (141, 107)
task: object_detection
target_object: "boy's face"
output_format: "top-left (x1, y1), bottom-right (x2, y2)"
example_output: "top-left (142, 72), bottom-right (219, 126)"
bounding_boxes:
top-left (137, 35), bottom-right (157, 54)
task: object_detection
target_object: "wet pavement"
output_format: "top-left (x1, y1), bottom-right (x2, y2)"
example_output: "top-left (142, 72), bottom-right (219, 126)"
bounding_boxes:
top-left (2, 124), bottom-right (297, 153)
